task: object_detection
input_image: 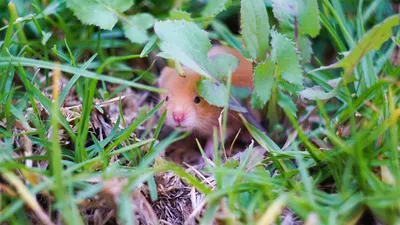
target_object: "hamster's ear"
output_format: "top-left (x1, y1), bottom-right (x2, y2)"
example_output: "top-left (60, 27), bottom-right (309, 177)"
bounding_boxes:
top-left (158, 66), bottom-right (176, 86)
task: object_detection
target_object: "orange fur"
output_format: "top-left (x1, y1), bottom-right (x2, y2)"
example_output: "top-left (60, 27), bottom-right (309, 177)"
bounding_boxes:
top-left (158, 45), bottom-right (253, 139)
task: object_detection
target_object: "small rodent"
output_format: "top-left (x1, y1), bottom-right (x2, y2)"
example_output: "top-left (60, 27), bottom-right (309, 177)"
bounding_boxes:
top-left (158, 45), bottom-right (254, 160)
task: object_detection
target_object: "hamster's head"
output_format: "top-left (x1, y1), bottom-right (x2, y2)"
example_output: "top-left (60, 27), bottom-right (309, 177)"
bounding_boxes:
top-left (158, 67), bottom-right (222, 134)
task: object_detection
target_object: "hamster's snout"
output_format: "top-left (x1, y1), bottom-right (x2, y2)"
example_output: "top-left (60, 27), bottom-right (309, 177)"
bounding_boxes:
top-left (172, 111), bottom-right (185, 124)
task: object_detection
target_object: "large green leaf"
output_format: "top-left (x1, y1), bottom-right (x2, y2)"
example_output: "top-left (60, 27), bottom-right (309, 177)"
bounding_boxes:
top-left (310, 14), bottom-right (400, 79)
top-left (272, 0), bottom-right (320, 37)
top-left (201, 0), bottom-right (232, 17)
top-left (285, 31), bottom-right (313, 63)
top-left (271, 30), bottom-right (303, 86)
top-left (122, 13), bottom-right (155, 44)
top-left (66, 0), bottom-right (134, 30)
top-left (254, 58), bottom-right (275, 104)
top-left (154, 20), bottom-right (214, 79)
top-left (196, 79), bottom-right (228, 107)
top-left (209, 53), bottom-right (239, 80)
top-left (240, 0), bottom-right (270, 62)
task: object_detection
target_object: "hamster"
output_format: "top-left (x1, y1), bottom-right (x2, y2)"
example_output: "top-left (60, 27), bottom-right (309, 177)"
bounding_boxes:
top-left (158, 45), bottom-right (254, 160)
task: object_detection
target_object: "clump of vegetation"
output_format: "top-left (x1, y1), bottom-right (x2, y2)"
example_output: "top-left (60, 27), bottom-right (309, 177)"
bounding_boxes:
top-left (0, 0), bottom-right (399, 224)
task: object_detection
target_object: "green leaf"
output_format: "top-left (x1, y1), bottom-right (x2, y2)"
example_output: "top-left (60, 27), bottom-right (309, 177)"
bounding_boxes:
top-left (202, 0), bottom-right (232, 17)
top-left (297, 35), bottom-right (313, 63)
top-left (122, 13), bottom-right (155, 44)
top-left (238, 114), bottom-right (283, 155)
top-left (240, 0), bottom-right (270, 62)
top-left (299, 78), bottom-right (342, 100)
top-left (299, 84), bottom-right (340, 100)
top-left (271, 30), bottom-right (303, 86)
top-left (277, 91), bottom-right (296, 117)
top-left (154, 20), bottom-right (213, 79)
top-left (66, 0), bottom-right (134, 30)
top-left (251, 92), bottom-right (265, 109)
top-left (230, 86), bottom-right (251, 101)
top-left (140, 35), bottom-right (158, 58)
top-left (310, 14), bottom-right (400, 79)
top-left (285, 31), bottom-right (313, 63)
top-left (196, 79), bottom-right (228, 107)
top-left (223, 158), bottom-right (239, 168)
top-left (254, 58), bottom-right (275, 104)
top-left (272, 0), bottom-right (320, 37)
top-left (169, 9), bottom-right (193, 21)
top-left (209, 53), bottom-right (239, 80)
top-left (298, 0), bottom-right (320, 37)
top-left (271, 0), bottom-right (292, 29)
top-left (277, 81), bottom-right (302, 95)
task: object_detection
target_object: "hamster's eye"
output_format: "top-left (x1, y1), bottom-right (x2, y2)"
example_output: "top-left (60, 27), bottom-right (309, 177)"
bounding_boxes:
top-left (194, 96), bottom-right (201, 104)
top-left (165, 96), bottom-right (169, 102)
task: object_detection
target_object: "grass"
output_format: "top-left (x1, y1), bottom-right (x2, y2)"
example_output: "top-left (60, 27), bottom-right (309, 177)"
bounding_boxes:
top-left (0, 0), bottom-right (399, 224)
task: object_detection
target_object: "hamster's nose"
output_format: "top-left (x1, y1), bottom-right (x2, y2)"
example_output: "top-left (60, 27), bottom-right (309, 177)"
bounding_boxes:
top-left (172, 112), bottom-right (185, 123)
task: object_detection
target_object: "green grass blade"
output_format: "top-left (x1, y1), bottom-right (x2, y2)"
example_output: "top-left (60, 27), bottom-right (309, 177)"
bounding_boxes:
top-left (0, 57), bottom-right (164, 93)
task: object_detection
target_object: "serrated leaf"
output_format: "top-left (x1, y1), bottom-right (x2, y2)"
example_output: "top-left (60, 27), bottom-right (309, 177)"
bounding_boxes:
top-left (66, 0), bottom-right (134, 30)
top-left (202, 0), bottom-right (232, 17)
top-left (251, 92), bottom-right (265, 109)
top-left (271, 0), bottom-right (292, 29)
top-left (277, 91), bottom-right (296, 117)
top-left (277, 81), bottom-right (302, 95)
top-left (272, 0), bottom-right (320, 37)
top-left (209, 53), bottom-right (239, 80)
top-left (154, 20), bottom-right (213, 79)
top-left (240, 0), bottom-right (270, 62)
top-left (271, 30), bottom-right (303, 86)
top-left (254, 59), bottom-right (275, 104)
top-left (123, 13), bottom-right (155, 44)
top-left (285, 31), bottom-right (313, 63)
top-left (169, 9), bottom-right (193, 22)
top-left (196, 79), bottom-right (228, 107)
top-left (310, 15), bottom-right (400, 79)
